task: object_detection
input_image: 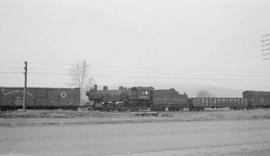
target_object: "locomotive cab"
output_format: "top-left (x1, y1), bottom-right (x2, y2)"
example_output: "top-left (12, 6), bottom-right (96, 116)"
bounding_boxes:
top-left (133, 86), bottom-right (153, 101)
top-left (125, 86), bottom-right (154, 110)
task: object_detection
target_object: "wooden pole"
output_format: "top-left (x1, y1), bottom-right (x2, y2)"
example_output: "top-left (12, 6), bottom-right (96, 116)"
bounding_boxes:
top-left (23, 61), bottom-right (27, 111)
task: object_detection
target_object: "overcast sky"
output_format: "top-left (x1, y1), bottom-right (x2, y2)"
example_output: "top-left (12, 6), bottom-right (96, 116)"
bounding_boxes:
top-left (0, 0), bottom-right (270, 91)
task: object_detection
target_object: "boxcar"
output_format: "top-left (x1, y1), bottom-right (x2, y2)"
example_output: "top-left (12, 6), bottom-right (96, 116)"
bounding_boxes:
top-left (243, 91), bottom-right (270, 108)
top-left (152, 89), bottom-right (188, 111)
top-left (0, 87), bottom-right (80, 111)
top-left (190, 97), bottom-right (247, 110)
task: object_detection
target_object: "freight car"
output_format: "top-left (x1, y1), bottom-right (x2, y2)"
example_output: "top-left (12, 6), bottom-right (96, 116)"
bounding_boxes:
top-left (189, 97), bottom-right (248, 110)
top-left (86, 84), bottom-right (188, 111)
top-left (0, 87), bottom-right (80, 111)
top-left (243, 91), bottom-right (270, 108)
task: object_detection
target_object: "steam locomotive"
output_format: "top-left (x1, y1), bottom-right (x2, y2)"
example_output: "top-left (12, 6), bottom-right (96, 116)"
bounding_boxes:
top-left (86, 85), bottom-right (188, 111)
top-left (86, 85), bottom-right (270, 111)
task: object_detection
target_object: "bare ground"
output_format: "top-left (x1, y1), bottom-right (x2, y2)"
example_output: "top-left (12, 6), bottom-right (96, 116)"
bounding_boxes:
top-left (0, 120), bottom-right (270, 156)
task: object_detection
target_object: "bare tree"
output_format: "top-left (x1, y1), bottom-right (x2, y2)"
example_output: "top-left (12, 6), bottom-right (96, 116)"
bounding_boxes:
top-left (196, 90), bottom-right (212, 97)
top-left (69, 60), bottom-right (95, 105)
top-left (69, 60), bottom-right (92, 90)
top-left (84, 77), bottom-right (95, 91)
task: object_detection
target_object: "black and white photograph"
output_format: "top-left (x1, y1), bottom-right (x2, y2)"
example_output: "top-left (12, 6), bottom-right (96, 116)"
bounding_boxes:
top-left (0, 0), bottom-right (270, 155)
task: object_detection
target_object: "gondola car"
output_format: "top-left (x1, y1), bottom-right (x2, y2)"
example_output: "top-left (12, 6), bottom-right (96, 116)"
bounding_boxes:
top-left (190, 97), bottom-right (247, 110)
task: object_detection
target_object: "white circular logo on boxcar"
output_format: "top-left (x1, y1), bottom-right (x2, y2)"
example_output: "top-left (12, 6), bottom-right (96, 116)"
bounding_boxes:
top-left (61, 91), bottom-right (67, 98)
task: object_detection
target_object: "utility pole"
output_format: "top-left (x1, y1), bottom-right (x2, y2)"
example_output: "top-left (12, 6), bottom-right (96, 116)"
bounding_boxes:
top-left (23, 61), bottom-right (27, 111)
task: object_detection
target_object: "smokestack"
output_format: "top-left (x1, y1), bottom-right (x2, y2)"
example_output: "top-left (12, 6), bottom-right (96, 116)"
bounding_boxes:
top-left (103, 86), bottom-right (108, 91)
top-left (119, 86), bottom-right (124, 90)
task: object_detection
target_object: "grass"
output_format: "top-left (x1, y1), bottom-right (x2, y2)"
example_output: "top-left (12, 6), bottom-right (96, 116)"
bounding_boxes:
top-left (0, 109), bottom-right (270, 127)
top-left (169, 109), bottom-right (270, 121)
top-left (0, 109), bottom-right (132, 118)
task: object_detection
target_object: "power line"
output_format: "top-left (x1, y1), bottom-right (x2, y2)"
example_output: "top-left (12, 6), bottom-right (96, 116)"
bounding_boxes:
top-left (2, 68), bottom-right (270, 79)
top-left (0, 62), bottom-right (269, 83)
top-left (1, 69), bottom-right (270, 81)
top-left (29, 72), bottom-right (68, 75)
top-left (1, 71), bottom-right (269, 82)
top-left (262, 58), bottom-right (270, 61)
top-left (28, 69), bottom-right (270, 80)
top-left (0, 71), bottom-right (22, 74)
top-left (262, 43), bottom-right (270, 46)
top-left (0, 65), bottom-right (269, 77)
top-left (0, 60), bottom-right (24, 64)
top-left (0, 66), bottom-right (22, 68)
top-left (91, 68), bottom-right (270, 76)
top-left (262, 52), bottom-right (270, 56)
top-left (90, 64), bottom-right (270, 74)
top-left (262, 34), bottom-right (270, 38)
top-left (0, 61), bottom-right (269, 75)
top-left (27, 61), bottom-right (71, 66)
top-left (91, 73), bottom-right (270, 82)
